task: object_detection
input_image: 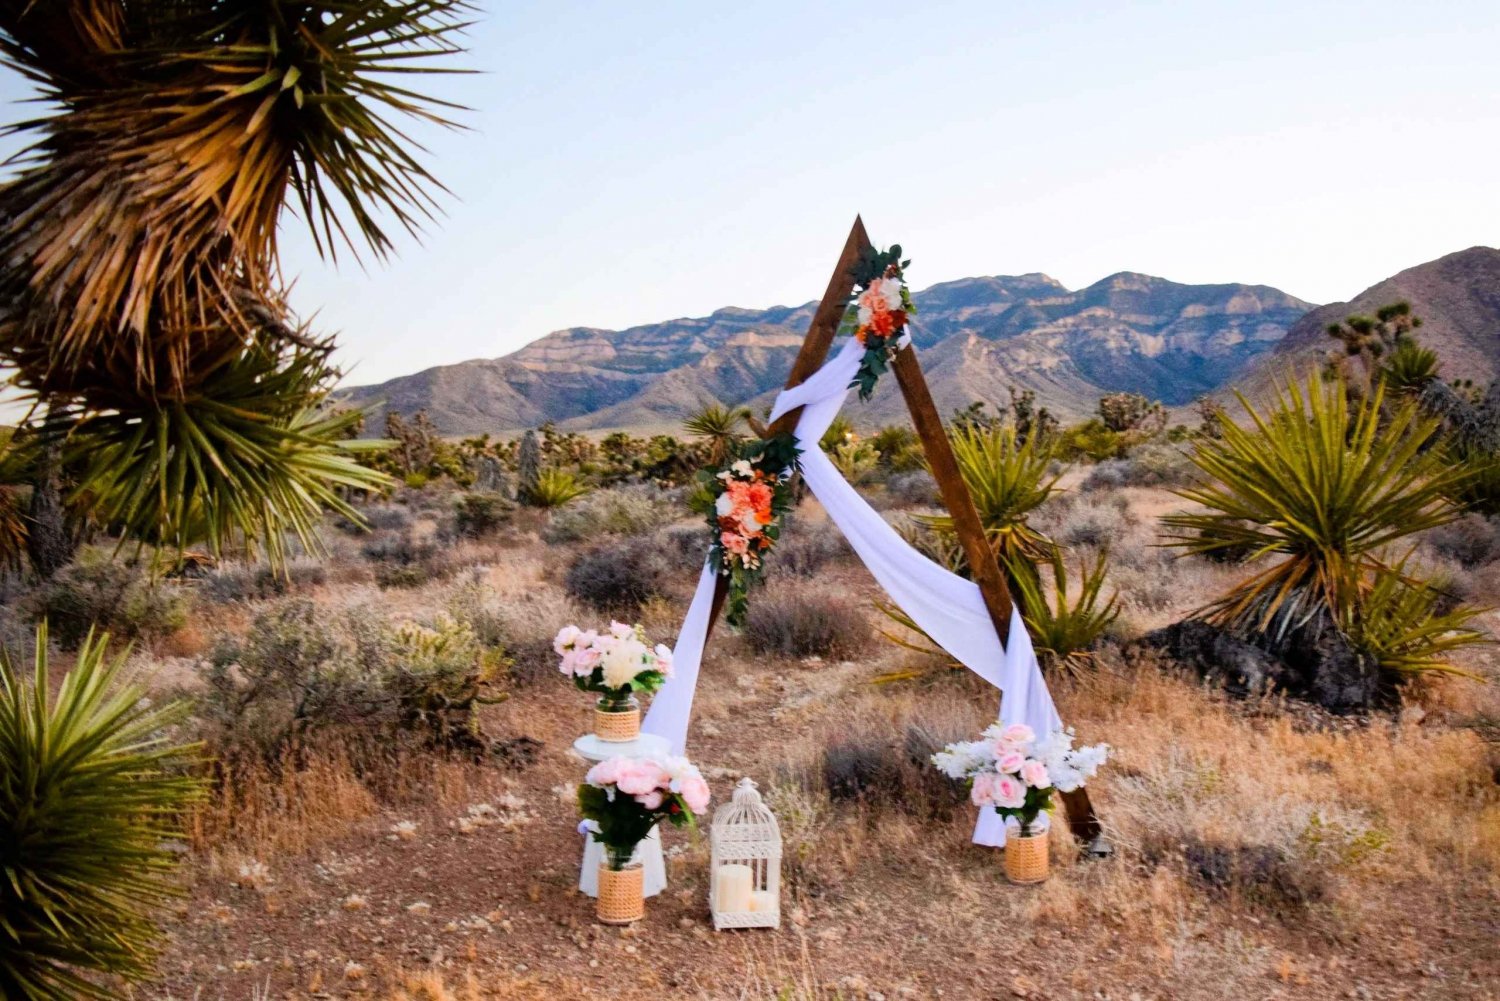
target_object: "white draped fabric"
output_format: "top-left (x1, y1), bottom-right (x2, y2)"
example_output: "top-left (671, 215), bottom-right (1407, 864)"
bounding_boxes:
top-left (643, 336), bottom-right (1064, 846)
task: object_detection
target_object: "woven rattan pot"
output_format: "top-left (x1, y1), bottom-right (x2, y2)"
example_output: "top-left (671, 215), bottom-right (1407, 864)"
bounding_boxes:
top-left (594, 703), bottom-right (641, 742)
top-left (596, 864), bottom-right (645, 924)
top-left (1004, 829), bottom-right (1049, 885)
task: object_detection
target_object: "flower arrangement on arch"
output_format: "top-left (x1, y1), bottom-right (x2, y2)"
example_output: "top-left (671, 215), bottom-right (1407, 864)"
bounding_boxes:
top-left (578, 755), bottom-right (712, 870)
top-left (843, 244), bottom-right (914, 401)
top-left (555, 622), bottom-right (673, 699)
top-left (694, 433), bottom-right (801, 628)
top-left (932, 723), bottom-right (1109, 836)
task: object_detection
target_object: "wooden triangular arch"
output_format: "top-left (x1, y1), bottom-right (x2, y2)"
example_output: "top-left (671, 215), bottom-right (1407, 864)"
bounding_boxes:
top-left (703, 216), bottom-right (1106, 851)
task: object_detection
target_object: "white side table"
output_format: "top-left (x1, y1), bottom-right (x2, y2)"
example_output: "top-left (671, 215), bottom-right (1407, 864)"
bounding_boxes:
top-left (572, 733), bottom-right (670, 899)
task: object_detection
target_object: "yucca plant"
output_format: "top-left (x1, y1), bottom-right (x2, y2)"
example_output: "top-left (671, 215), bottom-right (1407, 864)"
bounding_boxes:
top-left (0, 1), bottom-right (472, 567)
top-left (1163, 371), bottom-right (1469, 638)
top-left (683, 403), bottom-right (750, 467)
top-left (1349, 561), bottom-right (1489, 677)
top-left (0, 625), bottom-right (203, 1001)
top-left (921, 420), bottom-right (1058, 576)
top-left (531, 468), bottom-right (590, 509)
top-left (1006, 546), bottom-right (1120, 675)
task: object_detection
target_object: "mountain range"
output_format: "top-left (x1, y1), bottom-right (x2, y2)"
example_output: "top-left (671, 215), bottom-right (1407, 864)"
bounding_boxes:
top-left (341, 247), bottom-right (1500, 435)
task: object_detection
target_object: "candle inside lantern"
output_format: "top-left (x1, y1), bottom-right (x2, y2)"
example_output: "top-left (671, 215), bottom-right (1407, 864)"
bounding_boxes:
top-left (715, 863), bottom-right (754, 912)
top-left (749, 890), bottom-right (776, 913)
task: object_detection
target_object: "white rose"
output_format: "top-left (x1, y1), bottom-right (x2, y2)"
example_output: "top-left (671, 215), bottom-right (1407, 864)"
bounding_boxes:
top-left (731, 460), bottom-right (753, 477)
top-left (715, 493), bottom-right (735, 518)
top-left (879, 277), bottom-right (904, 311)
top-left (599, 638), bottom-right (648, 689)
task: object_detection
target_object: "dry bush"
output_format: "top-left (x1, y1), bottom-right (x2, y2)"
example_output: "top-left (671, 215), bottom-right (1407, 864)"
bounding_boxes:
top-left (1082, 442), bottom-right (1199, 491)
top-left (564, 540), bottom-right (669, 617)
top-left (542, 486), bottom-right (663, 543)
top-left (885, 469), bottom-right (940, 507)
top-left (199, 556), bottom-right (328, 604)
top-left (1422, 513), bottom-right (1500, 568)
top-left (768, 520), bottom-right (851, 578)
top-left (741, 591), bottom-right (871, 660)
top-left (28, 547), bottom-right (191, 648)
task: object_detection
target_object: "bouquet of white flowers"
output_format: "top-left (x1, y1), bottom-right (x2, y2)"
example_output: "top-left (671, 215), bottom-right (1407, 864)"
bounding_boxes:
top-left (932, 723), bottom-right (1108, 836)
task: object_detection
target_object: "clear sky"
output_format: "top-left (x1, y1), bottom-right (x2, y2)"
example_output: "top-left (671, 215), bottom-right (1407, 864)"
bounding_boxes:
top-left (3, 1), bottom-right (1497, 388)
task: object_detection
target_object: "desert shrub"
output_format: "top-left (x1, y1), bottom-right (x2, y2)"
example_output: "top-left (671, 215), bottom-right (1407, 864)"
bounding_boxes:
top-left (1082, 442), bottom-right (1198, 490)
top-left (452, 491), bottom-right (513, 539)
top-left (362, 531), bottom-right (452, 589)
top-left (1056, 419), bottom-right (1127, 462)
top-left (29, 548), bottom-right (189, 649)
top-left (446, 577), bottom-right (508, 649)
top-left (829, 440), bottom-right (880, 484)
top-left (769, 522), bottom-right (850, 577)
top-left (1173, 837), bottom-right (1328, 917)
top-left (1423, 514), bottom-right (1500, 568)
top-left (565, 541), bottom-right (669, 616)
top-left (886, 470), bottom-right (940, 507)
top-left (200, 557), bottom-right (327, 604)
top-left (505, 636), bottom-right (557, 688)
top-left (1, 625), bottom-right (203, 1001)
top-left (742, 592), bottom-right (871, 660)
top-left (655, 524), bottom-right (712, 574)
top-left (195, 600), bottom-right (508, 763)
top-left (821, 736), bottom-right (903, 805)
top-left (543, 487), bottom-right (661, 543)
top-left (1050, 495), bottom-right (1134, 549)
top-left (336, 504), bottom-right (414, 534)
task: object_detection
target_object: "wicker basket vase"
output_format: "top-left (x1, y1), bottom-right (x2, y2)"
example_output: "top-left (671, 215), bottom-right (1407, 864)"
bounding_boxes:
top-left (1004, 828), bottom-right (1049, 885)
top-left (594, 694), bottom-right (641, 743)
top-left (596, 863), bottom-right (645, 925)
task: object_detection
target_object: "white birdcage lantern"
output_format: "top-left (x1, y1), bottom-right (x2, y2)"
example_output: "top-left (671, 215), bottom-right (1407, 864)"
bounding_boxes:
top-left (709, 777), bottom-right (781, 930)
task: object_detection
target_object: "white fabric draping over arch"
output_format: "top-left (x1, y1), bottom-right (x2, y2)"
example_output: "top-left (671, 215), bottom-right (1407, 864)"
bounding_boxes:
top-left (643, 336), bottom-right (1064, 846)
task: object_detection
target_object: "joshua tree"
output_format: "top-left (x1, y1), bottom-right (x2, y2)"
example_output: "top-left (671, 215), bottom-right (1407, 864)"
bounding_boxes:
top-left (0, 1), bottom-right (473, 569)
top-left (516, 430), bottom-right (542, 504)
top-left (1324, 300), bottom-right (1422, 392)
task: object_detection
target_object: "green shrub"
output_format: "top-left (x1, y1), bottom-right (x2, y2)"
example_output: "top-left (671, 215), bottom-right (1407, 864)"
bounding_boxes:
top-left (200, 557), bottom-right (327, 604)
top-left (452, 491), bottom-right (514, 538)
top-left (29, 549), bottom-right (189, 649)
top-left (742, 591), bottom-right (871, 660)
top-left (1, 625), bottom-right (203, 1001)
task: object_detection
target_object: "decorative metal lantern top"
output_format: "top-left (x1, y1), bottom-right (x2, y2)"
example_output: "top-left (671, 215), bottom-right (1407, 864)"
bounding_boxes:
top-left (709, 777), bottom-right (782, 930)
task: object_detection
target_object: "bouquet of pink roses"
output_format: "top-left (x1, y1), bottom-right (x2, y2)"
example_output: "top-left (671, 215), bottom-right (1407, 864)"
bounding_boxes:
top-left (578, 755), bottom-right (711, 870)
top-left (555, 621), bottom-right (673, 700)
top-left (932, 723), bottom-right (1108, 836)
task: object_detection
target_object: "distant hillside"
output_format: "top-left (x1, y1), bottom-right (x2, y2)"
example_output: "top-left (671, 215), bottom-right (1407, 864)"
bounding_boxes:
top-left (341, 272), bottom-right (1314, 435)
top-left (1239, 246), bottom-right (1500, 399)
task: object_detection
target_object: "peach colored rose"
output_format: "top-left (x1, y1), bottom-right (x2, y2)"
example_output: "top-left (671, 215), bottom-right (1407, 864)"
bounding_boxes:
top-left (721, 531), bottom-right (749, 555)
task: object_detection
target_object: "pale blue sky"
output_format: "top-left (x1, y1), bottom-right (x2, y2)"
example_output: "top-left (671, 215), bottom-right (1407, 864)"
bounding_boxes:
top-left (3, 1), bottom-right (1497, 387)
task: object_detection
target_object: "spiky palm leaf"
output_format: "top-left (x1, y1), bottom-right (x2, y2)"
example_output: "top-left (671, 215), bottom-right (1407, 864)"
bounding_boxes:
top-left (59, 342), bottom-right (386, 565)
top-left (1349, 561), bottom-right (1489, 677)
top-left (1163, 371), bottom-right (1468, 636)
top-left (920, 420), bottom-right (1058, 573)
top-left (1006, 545), bottom-right (1120, 675)
top-left (0, 624), bottom-right (204, 1001)
top-left (683, 403), bottom-right (749, 466)
top-left (531, 468), bottom-right (589, 509)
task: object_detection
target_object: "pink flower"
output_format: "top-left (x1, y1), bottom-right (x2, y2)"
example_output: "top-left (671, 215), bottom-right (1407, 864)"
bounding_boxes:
top-left (553, 625), bottom-right (581, 654)
top-left (677, 774), bottom-right (711, 814)
top-left (721, 531), bottom-right (749, 555)
top-left (614, 759), bottom-right (669, 797)
top-left (635, 790), bottom-right (665, 810)
top-left (608, 621), bottom-right (634, 639)
top-left (970, 772), bottom-right (1000, 807)
top-left (996, 751), bottom-right (1026, 774)
top-left (653, 644), bottom-right (674, 676)
top-left (994, 775), bottom-right (1027, 809)
top-left (585, 758), bottom-right (623, 787)
top-left (1021, 760), bottom-right (1050, 789)
top-left (999, 723), bottom-right (1036, 747)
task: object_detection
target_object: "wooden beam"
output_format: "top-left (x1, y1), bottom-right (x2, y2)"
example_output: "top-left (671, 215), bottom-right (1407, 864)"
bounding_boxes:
top-left (889, 349), bottom-right (1014, 644)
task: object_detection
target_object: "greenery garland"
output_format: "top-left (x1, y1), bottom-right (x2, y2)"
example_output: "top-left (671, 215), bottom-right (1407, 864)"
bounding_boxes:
top-left (842, 244), bottom-right (915, 401)
top-left (694, 433), bottom-right (802, 627)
